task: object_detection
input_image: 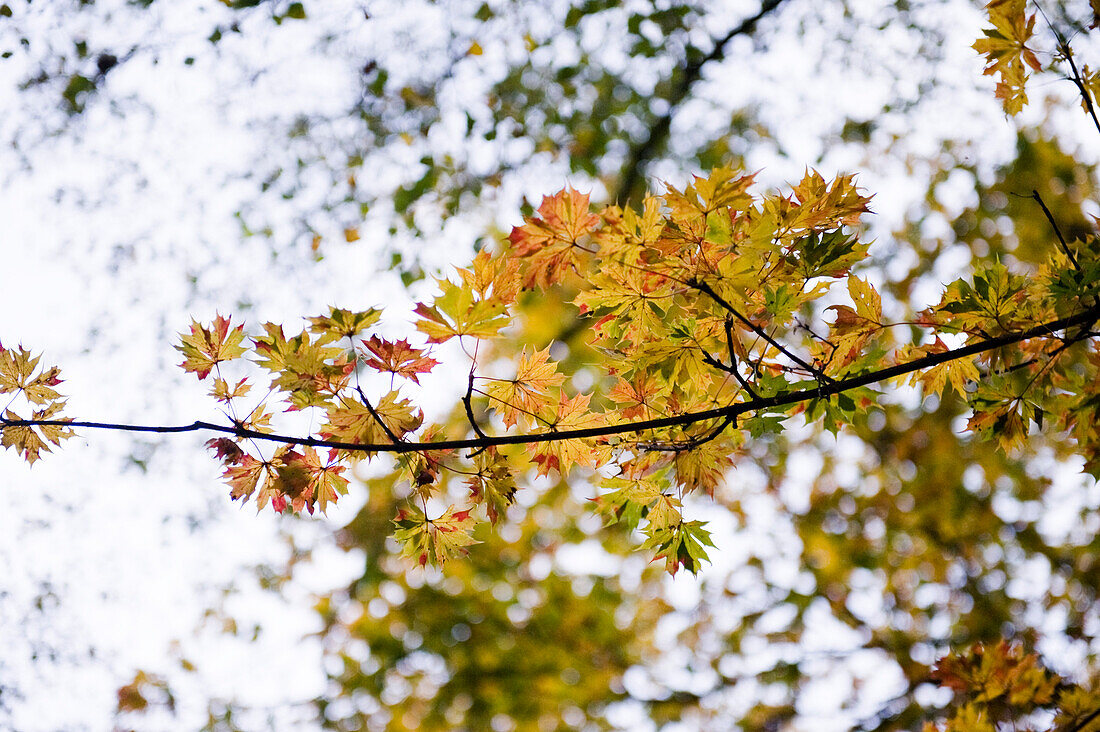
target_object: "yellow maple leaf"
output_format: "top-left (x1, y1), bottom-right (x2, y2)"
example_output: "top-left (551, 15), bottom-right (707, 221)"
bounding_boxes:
top-left (485, 346), bottom-right (566, 428)
top-left (529, 392), bottom-right (606, 476)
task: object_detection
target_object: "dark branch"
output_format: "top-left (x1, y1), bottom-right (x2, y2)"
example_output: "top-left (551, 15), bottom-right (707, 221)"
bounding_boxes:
top-left (690, 278), bottom-right (832, 383)
top-left (6, 303), bottom-right (1098, 455)
top-left (354, 384), bottom-right (400, 443)
top-left (463, 369), bottom-right (488, 439)
top-left (725, 314), bottom-right (759, 397)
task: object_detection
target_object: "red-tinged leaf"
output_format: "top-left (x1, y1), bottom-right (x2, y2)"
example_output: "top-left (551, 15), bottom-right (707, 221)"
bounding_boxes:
top-left (253, 322), bottom-right (352, 408)
top-left (674, 435), bottom-right (735, 496)
top-left (206, 437), bottom-right (245, 465)
top-left (529, 392), bottom-right (607, 476)
top-left (176, 314), bottom-right (246, 380)
top-left (211, 377), bottom-right (251, 403)
top-left (360, 337), bottom-right (439, 384)
top-left (222, 453), bottom-right (266, 503)
top-left (321, 392), bottom-right (423, 450)
top-left (508, 187), bottom-right (600, 288)
top-left (972, 0), bottom-right (1041, 114)
top-left (465, 448), bottom-right (517, 524)
top-left (0, 346), bottom-right (64, 405)
top-left (460, 248), bottom-right (521, 305)
top-left (393, 504), bottom-right (479, 567)
top-left (607, 372), bottom-right (662, 420)
top-left (297, 446), bottom-right (349, 514)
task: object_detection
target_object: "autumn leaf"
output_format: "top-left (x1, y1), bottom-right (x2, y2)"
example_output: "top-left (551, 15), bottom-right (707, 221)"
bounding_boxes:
top-left (508, 187), bottom-right (600, 288)
top-left (321, 392), bottom-right (423, 449)
top-left (414, 277), bottom-right (509, 343)
top-left (972, 0), bottom-right (1041, 114)
top-left (176, 314), bottom-right (247, 380)
top-left (211, 377), bottom-right (251, 403)
top-left (307, 306), bottom-right (381, 341)
top-left (529, 392), bottom-right (606, 476)
top-left (895, 338), bottom-right (981, 397)
top-left (484, 346), bottom-right (566, 428)
top-left (253, 322), bottom-right (352, 408)
top-left (593, 475), bottom-right (663, 530)
top-left (0, 345), bottom-right (64, 405)
top-left (359, 337), bottom-right (438, 384)
top-left (1, 403), bottom-right (72, 465)
top-left (297, 446), bottom-right (349, 514)
top-left (393, 504), bottom-right (479, 567)
top-left (465, 448), bottom-right (517, 524)
top-left (674, 434), bottom-right (736, 496)
top-left (826, 276), bottom-right (883, 370)
top-left (221, 453), bottom-right (266, 503)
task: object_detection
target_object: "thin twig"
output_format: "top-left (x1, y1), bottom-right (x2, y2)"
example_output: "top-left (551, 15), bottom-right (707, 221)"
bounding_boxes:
top-left (463, 368), bottom-right (488, 439)
top-left (1030, 190), bottom-right (1080, 270)
top-left (725, 315), bottom-right (759, 398)
top-left (690, 278), bottom-right (833, 383)
top-left (353, 384), bottom-right (400, 443)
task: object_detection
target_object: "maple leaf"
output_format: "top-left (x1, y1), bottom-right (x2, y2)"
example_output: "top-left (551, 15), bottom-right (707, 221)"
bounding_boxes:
top-left (574, 266), bottom-right (673, 346)
top-left (211, 377), bottom-right (251, 403)
top-left (206, 437), bottom-right (245, 464)
top-left (674, 435), bottom-right (735, 496)
top-left (359, 337), bottom-right (438, 384)
top-left (0, 346), bottom-right (65, 405)
top-left (640, 518), bottom-right (715, 576)
top-left (465, 448), bottom-right (517, 524)
top-left (484, 346), bottom-right (566, 428)
top-left (459, 248), bottom-right (521, 304)
top-left (222, 453), bottom-right (266, 503)
top-left (607, 372), bottom-right (662, 420)
top-left (593, 475), bottom-right (663, 529)
top-left (895, 339), bottom-right (981, 397)
top-left (307, 306), bottom-right (382, 342)
top-left (393, 504), bottom-right (479, 567)
top-left (787, 170), bottom-right (872, 231)
top-left (826, 276), bottom-right (883, 370)
top-left (254, 446), bottom-right (311, 512)
top-left (972, 0), bottom-right (1041, 114)
top-left (529, 392), bottom-right (606, 476)
top-left (176, 314), bottom-right (247, 380)
top-left (508, 187), bottom-right (600, 288)
top-left (932, 641), bottom-right (1058, 707)
top-left (414, 278), bottom-right (509, 344)
top-left (1, 404), bottom-right (72, 465)
top-left (253, 322), bottom-right (352, 408)
top-left (297, 446), bottom-right (349, 514)
top-left (322, 392), bottom-right (423, 449)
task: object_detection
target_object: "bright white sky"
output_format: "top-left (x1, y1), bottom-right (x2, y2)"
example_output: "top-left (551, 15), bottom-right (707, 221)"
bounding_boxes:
top-left (0, 0), bottom-right (1096, 729)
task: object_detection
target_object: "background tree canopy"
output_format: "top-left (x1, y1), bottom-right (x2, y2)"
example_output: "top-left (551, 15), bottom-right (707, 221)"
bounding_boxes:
top-left (3, 1), bottom-right (1100, 730)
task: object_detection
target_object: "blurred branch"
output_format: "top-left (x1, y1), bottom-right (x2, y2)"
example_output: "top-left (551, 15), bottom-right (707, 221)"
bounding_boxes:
top-left (612, 0), bottom-right (788, 205)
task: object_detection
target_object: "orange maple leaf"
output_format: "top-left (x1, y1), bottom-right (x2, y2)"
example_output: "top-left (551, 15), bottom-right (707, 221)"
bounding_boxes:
top-left (508, 187), bottom-right (600, 288)
top-left (360, 337), bottom-right (439, 384)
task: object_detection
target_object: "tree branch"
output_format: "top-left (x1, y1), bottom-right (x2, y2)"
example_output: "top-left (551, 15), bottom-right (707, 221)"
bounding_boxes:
top-left (5, 304), bottom-right (1098, 455)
